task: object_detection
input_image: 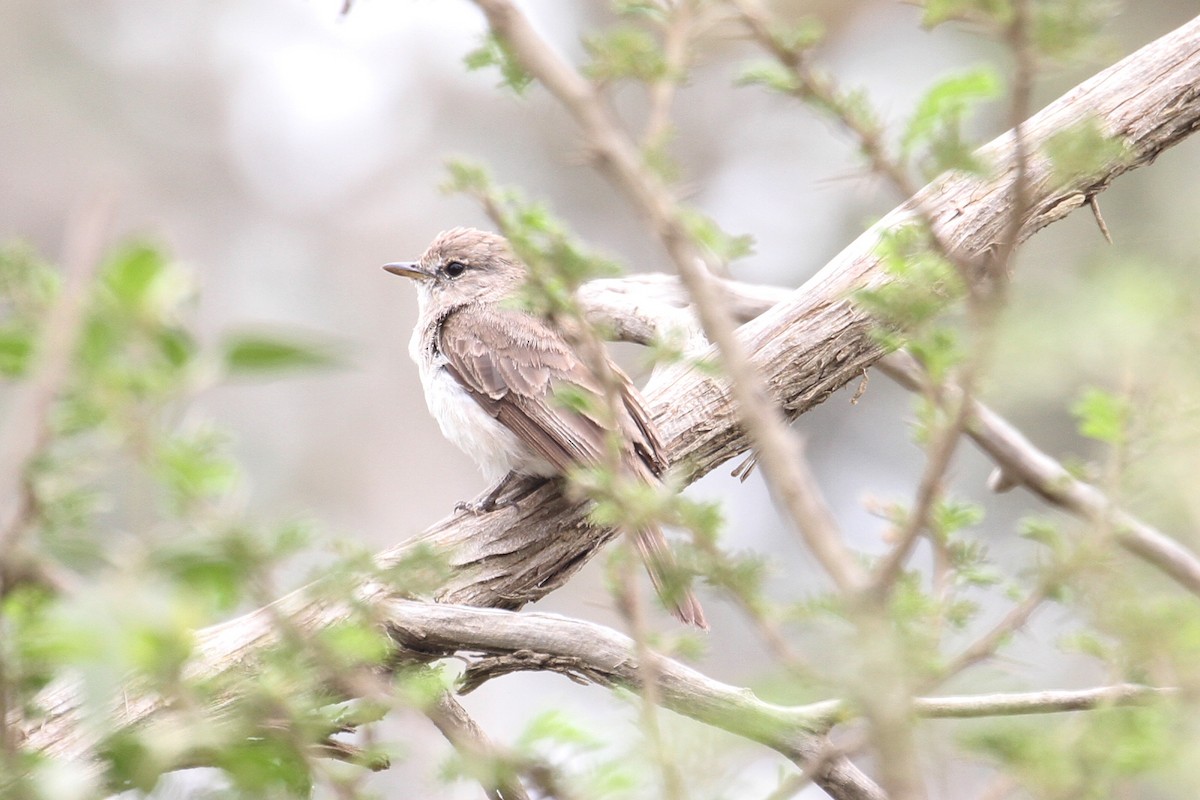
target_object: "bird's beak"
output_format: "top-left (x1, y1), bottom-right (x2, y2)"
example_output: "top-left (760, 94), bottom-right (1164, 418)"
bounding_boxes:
top-left (383, 261), bottom-right (432, 281)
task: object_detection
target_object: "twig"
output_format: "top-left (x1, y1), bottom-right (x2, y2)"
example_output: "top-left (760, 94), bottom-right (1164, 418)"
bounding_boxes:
top-left (762, 733), bottom-right (869, 800)
top-left (641, 0), bottom-right (695, 149)
top-left (0, 200), bottom-right (110, 775)
top-left (426, 694), bottom-right (533, 800)
top-left (913, 683), bottom-right (1172, 718)
top-left (877, 351), bottom-right (1200, 596)
top-left (937, 584), bottom-right (1052, 682)
top-left (0, 198), bottom-right (112, 575)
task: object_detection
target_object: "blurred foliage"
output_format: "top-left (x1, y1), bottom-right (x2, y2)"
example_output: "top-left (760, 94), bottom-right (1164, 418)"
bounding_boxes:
top-left (463, 33), bottom-right (533, 95)
top-left (1046, 117), bottom-right (1130, 188)
top-left (902, 67), bottom-right (1002, 178)
top-left (584, 26), bottom-right (669, 83)
top-left (0, 240), bottom-right (442, 798)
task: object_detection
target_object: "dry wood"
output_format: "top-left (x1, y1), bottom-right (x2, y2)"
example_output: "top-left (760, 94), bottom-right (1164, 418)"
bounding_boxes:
top-left (386, 601), bottom-right (886, 800)
top-left (382, 601), bottom-right (1172, 725)
top-left (15, 15), bottom-right (1200, 800)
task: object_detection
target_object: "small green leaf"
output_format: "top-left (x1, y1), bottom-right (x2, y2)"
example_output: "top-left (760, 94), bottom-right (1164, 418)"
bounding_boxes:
top-left (1020, 517), bottom-right (1063, 549)
top-left (1045, 118), bottom-right (1127, 188)
top-left (1071, 386), bottom-right (1130, 445)
top-left (102, 242), bottom-right (168, 310)
top-left (932, 498), bottom-right (984, 539)
top-left (1033, 0), bottom-right (1115, 61)
top-left (736, 60), bottom-right (800, 94)
top-left (612, 0), bottom-right (665, 21)
top-left (222, 331), bottom-right (342, 375)
top-left (517, 709), bottom-right (604, 752)
top-left (855, 224), bottom-right (963, 332)
top-left (921, 0), bottom-right (1011, 28)
top-left (902, 68), bottom-right (1000, 157)
top-left (678, 207), bottom-right (755, 264)
top-left (0, 325), bottom-right (34, 376)
top-left (772, 18), bottom-right (825, 52)
top-left (318, 621), bottom-right (391, 667)
top-left (155, 428), bottom-right (239, 507)
top-left (441, 158), bottom-right (492, 195)
top-left (552, 383), bottom-right (602, 415)
top-left (215, 734), bottom-right (314, 796)
top-left (583, 26), bottom-right (668, 83)
top-left (464, 33), bottom-right (533, 95)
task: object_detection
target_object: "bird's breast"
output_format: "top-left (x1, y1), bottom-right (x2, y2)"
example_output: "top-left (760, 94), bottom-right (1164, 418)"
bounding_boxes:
top-left (416, 358), bottom-right (554, 481)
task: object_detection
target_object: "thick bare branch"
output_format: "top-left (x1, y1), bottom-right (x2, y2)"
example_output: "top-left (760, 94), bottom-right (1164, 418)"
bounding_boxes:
top-left (388, 602), bottom-right (886, 800)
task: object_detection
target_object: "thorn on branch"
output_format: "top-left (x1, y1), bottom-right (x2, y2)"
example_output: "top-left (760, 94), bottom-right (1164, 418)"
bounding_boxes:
top-left (851, 370), bottom-right (869, 404)
top-left (1088, 193), bottom-right (1114, 243)
top-left (986, 466), bottom-right (1019, 493)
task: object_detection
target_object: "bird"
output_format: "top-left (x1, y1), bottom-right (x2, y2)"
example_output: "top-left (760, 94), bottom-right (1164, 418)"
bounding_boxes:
top-left (384, 227), bottom-right (707, 628)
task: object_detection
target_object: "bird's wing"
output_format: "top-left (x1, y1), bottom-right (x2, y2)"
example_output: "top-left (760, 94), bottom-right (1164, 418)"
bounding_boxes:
top-left (438, 305), bottom-right (665, 475)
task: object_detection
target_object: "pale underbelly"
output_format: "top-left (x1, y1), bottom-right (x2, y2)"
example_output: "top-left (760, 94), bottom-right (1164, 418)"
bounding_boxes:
top-left (421, 366), bottom-right (556, 481)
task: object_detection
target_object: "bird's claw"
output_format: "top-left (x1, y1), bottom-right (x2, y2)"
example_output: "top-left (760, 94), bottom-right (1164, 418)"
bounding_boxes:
top-left (455, 497), bottom-right (520, 515)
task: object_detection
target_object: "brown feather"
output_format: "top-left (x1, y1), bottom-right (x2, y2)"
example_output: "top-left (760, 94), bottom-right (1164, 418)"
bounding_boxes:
top-left (439, 305), bottom-right (663, 476)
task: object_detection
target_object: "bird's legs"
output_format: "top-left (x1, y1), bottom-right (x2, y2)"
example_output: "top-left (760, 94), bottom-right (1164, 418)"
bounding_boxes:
top-left (455, 471), bottom-right (546, 515)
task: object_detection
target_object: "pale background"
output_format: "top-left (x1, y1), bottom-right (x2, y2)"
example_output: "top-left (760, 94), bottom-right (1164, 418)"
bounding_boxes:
top-left (3, 1), bottom-right (1199, 796)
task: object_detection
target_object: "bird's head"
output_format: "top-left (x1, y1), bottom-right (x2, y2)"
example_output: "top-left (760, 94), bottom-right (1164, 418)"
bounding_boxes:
top-left (384, 227), bottom-right (527, 312)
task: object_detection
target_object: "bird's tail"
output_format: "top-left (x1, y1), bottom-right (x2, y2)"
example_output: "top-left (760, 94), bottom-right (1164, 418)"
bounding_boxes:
top-left (634, 525), bottom-right (708, 629)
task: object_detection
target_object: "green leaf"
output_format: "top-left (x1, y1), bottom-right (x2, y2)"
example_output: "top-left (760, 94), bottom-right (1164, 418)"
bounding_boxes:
top-left (102, 242), bottom-right (168, 311)
top-left (317, 621), bottom-right (392, 668)
top-left (222, 331), bottom-right (342, 375)
top-left (1020, 517), bottom-right (1064, 549)
top-left (552, 382), bottom-right (603, 415)
top-left (921, 0), bottom-right (1011, 28)
top-left (517, 709), bottom-right (604, 752)
top-left (855, 224), bottom-right (963, 333)
top-left (215, 734), bottom-right (314, 796)
top-left (155, 428), bottom-right (238, 503)
top-left (902, 68), bottom-right (1000, 157)
top-left (736, 60), bottom-right (800, 94)
top-left (0, 241), bottom-right (60, 316)
top-left (932, 498), bottom-right (984, 538)
top-left (583, 26), bottom-right (667, 83)
top-left (1045, 118), bottom-right (1127, 188)
top-left (441, 158), bottom-right (492, 194)
top-left (678, 207), bottom-right (755, 264)
top-left (464, 33), bottom-right (533, 95)
top-left (1032, 0), bottom-right (1116, 61)
top-left (1071, 386), bottom-right (1130, 445)
top-left (907, 327), bottom-right (964, 384)
top-left (772, 18), bottom-right (825, 52)
top-left (0, 325), bottom-right (34, 376)
top-left (612, 0), bottom-right (665, 21)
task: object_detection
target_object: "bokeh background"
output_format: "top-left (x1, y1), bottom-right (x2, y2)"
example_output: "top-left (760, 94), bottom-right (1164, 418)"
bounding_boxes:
top-left (4, 1), bottom-right (1199, 796)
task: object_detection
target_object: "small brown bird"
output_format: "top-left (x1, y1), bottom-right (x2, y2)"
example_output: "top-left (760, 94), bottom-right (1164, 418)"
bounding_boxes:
top-left (384, 228), bottom-right (707, 628)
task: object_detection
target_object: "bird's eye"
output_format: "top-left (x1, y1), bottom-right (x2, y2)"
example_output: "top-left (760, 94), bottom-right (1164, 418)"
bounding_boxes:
top-left (444, 261), bottom-right (467, 278)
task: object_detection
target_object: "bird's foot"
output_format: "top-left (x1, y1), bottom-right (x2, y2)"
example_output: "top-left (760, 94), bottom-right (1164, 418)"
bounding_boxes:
top-left (455, 471), bottom-right (525, 515)
top-left (455, 496), bottom-right (520, 515)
